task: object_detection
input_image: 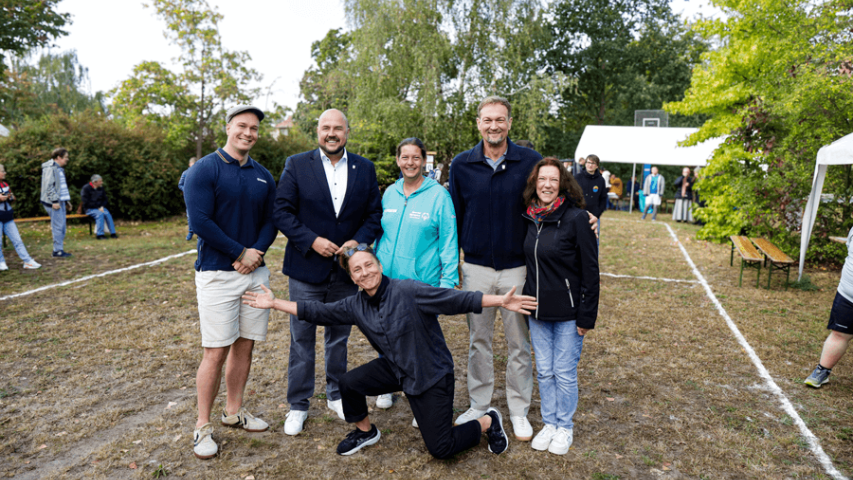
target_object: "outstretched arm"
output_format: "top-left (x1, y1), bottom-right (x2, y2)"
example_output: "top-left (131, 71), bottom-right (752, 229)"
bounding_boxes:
top-left (242, 284), bottom-right (294, 314)
top-left (482, 286), bottom-right (537, 315)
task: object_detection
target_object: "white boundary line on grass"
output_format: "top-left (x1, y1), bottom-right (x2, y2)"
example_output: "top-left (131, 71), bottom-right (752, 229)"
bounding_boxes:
top-left (0, 249), bottom-right (197, 302)
top-left (601, 272), bottom-right (699, 284)
top-left (662, 222), bottom-right (848, 480)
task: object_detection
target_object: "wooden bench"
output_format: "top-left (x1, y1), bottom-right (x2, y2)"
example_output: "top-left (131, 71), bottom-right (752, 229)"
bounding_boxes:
top-left (750, 237), bottom-right (796, 291)
top-left (730, 235), bottom-right (763, 287)
top-left (2, 214), bottom-right (93, 248)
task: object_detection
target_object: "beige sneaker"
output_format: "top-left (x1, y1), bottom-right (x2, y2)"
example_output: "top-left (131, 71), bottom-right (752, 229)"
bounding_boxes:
top-left (193, 423), bottom-right (218, 459)
top-left (221, 407), bottom-right (269, 432)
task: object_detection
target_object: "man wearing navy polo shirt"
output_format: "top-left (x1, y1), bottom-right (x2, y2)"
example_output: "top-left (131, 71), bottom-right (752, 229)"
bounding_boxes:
top-left (184, 105), bottom-right (278, 460)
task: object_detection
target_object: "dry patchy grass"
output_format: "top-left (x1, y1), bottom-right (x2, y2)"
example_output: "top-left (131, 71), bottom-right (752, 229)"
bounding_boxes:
top-left (0, 213), bottom-right (848, 479)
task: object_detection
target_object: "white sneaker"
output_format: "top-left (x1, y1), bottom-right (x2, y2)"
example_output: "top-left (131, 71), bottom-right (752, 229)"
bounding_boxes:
top-left (221, 407), bottom-right (269, 432)
top-left (531, 424), bottom-right (557, 451)
top-left (454, 407), bottom-right (486, 425)
top-left (193, 423), bottom-right (218, 459)
top-left (510, 415), bottom-right (533, 441)
top-left (23, 260), bottom-right (41, 269)
top-left (376, 393), bottom-right (393, 409)
top-left (0, 262), bottom-right (7, 271)
top-left (412, 417), bottom-right (419, 428)
top-left (284, 410), bottom-right (308, 436)
top-left (548, 427), bottom-right (573, 455)
top-left (327, 399), bottom-right (345, 420)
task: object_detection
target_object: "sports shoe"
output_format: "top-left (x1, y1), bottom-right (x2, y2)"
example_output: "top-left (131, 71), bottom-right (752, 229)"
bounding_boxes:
top-left (110, 233), bottom-right (118, 239)
top-left (454, 407), bottom-right (486, 425)
top-left (0, 262), bottom-right (7, 271)
top-left (327, 399), bottom-right (345, 420)
top-left (485, 408), bottom-right (508, 454)
top-left (23, 260), bottom-right (41, 269)
top-left (412, 417), bottom-right (419, 428)
top-left (96, 235), bottom-right (107, 240)
top-left (531, 424), bottom-right (558, 451)
top-left (193, 423), bottom-right (218, 459)
top-left (336, 424), bottom-right (381, 455)
top-left (376, 393), bottom-right (394, 409)
top-left (284, 410), bottom-right (308, 436)
top-left (52, 250), bottom-right (72, 258)
top-left (548, 427), bottom-right (573, 455)
top-left (510, 415), bottom-right (533, 441)
top-left (221, 407), bottom-right (269, 432)
top-left (805, 366), bottom-right (831, 388)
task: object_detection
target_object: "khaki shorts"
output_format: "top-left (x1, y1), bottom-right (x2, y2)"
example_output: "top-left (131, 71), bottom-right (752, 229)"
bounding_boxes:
top-left (195, 266), bottom-right (271, 348)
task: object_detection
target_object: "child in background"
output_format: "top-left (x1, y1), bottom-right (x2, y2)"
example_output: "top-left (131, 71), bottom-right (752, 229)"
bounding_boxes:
top-left (178, 157), bottom-right (197, 241)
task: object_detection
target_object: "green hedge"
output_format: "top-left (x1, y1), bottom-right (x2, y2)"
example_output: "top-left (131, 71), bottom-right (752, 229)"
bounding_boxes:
top-left (0, 113), bottom-right (184, 220)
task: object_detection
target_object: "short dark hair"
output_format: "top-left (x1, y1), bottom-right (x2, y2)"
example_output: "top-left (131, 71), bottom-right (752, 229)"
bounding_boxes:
top-left (523, 157), bottom-right (586, 209)
top-left (338, 243), bottom-right (381, 275)
top-left (585, 154), bottom-right (600, 166)
top-left (396, 137), bottom-right (427, 159)
top-left (52, 148), bottom-right (68, 160)
top-left (477, 96), bottom-right (512, 118)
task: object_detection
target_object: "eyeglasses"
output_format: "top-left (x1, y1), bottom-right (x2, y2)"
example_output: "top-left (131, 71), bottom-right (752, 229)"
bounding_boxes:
top-left (344, 243), bottom-right (371, 257)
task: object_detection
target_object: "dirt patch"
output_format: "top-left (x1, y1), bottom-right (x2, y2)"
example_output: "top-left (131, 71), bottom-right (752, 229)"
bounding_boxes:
top-left (0, 214), bottom-right (848, 479)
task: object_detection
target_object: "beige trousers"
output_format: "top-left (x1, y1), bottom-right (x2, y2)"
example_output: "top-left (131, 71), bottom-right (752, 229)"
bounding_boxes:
top-left (461, 262), bottom-right (532, 418)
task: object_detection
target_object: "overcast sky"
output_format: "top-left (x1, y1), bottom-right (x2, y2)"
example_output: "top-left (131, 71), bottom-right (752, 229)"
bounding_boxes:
top-left (52, 0), bottom-right (721, 114)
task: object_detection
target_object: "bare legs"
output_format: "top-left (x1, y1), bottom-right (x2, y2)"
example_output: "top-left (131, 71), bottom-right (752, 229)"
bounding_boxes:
top-left (196, 338), bottom-right (255, 428)
top-left (819, 331), bottom-right (853, 369)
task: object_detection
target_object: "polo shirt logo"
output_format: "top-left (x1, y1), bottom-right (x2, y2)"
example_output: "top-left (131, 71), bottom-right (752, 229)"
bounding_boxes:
top-left (593, 186), bottom-right (599, 192)
top-left (256, 178), bottom-right (267, 183)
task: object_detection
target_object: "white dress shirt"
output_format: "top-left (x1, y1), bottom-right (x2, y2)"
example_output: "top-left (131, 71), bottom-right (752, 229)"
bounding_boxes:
top-left (319, 148), bottom-right (349, 217)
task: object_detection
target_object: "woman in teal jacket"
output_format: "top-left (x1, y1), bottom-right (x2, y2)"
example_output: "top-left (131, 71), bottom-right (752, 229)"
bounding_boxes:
top-left (374, 137), bottom-right (459, 411)
top-left (376, 138), bottom-right (459, 289)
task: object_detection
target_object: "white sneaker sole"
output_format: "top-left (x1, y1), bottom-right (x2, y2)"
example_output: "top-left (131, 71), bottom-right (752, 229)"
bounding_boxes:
top-left (339, 430), bottom-right (381, 456)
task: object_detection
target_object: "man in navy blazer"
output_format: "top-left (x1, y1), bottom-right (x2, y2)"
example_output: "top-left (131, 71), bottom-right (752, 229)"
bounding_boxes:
top-left (274, 108), bottom-right (383, 436)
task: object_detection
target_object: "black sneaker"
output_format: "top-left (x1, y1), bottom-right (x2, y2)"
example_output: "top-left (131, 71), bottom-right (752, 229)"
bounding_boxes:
top-left (336, 424), bottom-right (381, 456)
top-left (52, 250), bottom-right (73, 258)
top-left (96, 235), bottom-right (106, 240)
top-left (110, 233), bottom-right (118, 239)
top-left (485, 408), bottom-right (508, 454)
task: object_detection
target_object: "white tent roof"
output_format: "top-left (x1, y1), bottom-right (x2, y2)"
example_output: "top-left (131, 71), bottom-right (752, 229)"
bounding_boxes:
top-left (816, 131), bottom-right (853, 165)
top-left (799, 131), bottom-right (853, 280)
top-left (573, 125), bottom-right (725, 166)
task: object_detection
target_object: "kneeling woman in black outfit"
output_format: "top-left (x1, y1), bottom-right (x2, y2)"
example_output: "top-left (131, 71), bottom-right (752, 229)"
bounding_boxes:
top-left (242, 245), bottom-right (537, 458)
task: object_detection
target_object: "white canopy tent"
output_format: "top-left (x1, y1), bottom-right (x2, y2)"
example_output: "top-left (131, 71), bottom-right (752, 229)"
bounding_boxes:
top-left (798, 132), bottom-right (853, 281)
top-left (573, 126), bottom-right (726, 211)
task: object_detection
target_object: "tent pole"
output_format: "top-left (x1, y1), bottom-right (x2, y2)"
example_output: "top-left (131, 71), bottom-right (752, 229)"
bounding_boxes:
top-left (630, 163), bottom-right (637, 214)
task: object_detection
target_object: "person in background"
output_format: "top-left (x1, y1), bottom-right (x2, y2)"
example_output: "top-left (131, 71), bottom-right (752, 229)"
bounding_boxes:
top-left (81, 175), bottom-right (118, 240)
top-left (572, 157), bottom-right (586, 177)
top-left (521, 157), bottom-right (599, 455)
top-left (374, 137), bottom-right (459, 412)
top-left (515, 140), bottom-right (535, 150)
top-left (179, 157), bottom-right (197, 241)
top-left (641, 166), bottom-right (665, 221)
top-left (575, 154), bottom-right (607, 241)
top-left (40, 147), bottom-right (73, 258)
top-left (608, 172), bottom-right (623, 210)
top-left (0, 164), bottom-right (41, 271)
top-left (672, 167), bottom-right (694, 223)
top-left (624, 175), bottom-right (640, 211)
top-left (805, 225), bottom-right (853, 388)
top-left (241, 245), bottom-right (535, 458)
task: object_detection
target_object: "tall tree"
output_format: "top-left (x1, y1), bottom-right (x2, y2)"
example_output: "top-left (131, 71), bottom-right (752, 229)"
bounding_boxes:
top-left (0, 0), bottom-right (69, 76)
top-left (112, 0), bottom-right (260, 157)
top-left (666, 0), bottom-right (853, 262)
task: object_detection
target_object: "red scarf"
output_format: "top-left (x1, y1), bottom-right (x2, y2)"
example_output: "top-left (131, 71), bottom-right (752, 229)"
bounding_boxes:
top-left (526, 196), bottom-right (565, 224)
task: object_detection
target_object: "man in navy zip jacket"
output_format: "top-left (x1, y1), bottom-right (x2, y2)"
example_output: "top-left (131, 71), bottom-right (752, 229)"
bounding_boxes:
top-left (449, 96), bottom-right (543, 441)
top-left (184, 105), bottom-right (278, 459)
top-left (574, 154), bottom-right (607, 239)
top-left (273, 108), bottom-right (383, 436)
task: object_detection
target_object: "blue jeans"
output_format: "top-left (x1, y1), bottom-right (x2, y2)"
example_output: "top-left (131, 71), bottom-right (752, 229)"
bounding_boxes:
top-left (85, 208), bottom-right (116, 236)
top-left (43, 203), bottom-right (66, 252)
top-left (287, 272), bottom-right (358, 410)
top-left (529, 318), bottom-right (584, 430)
top-left (0, 220), bottom-right (34, 264)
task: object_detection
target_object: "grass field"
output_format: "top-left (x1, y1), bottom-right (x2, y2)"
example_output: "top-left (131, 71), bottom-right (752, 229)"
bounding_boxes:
top-left (0, 212), bottom-right (850, 479)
